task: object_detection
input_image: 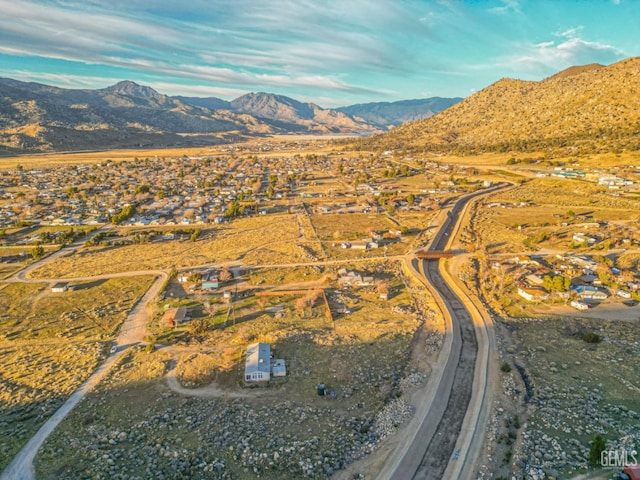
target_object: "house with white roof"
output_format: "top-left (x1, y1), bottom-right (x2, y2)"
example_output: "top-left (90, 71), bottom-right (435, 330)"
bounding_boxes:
top-left (245, 343), bottom-right (271, 382)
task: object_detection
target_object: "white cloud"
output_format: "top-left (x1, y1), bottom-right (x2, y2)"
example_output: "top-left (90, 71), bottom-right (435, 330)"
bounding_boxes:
top-left (505, 36), bottom-right (625, 75)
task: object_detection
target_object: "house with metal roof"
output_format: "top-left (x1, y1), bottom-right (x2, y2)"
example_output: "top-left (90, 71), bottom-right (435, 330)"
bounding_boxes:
top-left (245, 342), bottom-right (271, 382)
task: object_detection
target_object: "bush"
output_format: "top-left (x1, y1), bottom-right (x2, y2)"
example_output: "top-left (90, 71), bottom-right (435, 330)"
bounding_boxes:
top-left (501, 361), bottom-right (512, 372)
top-left (144, 343), bottom-right (155, 353)
top-left (589, 434), bottom-right (606, 466)
top-left (582, 332), bottom-right (601, 344)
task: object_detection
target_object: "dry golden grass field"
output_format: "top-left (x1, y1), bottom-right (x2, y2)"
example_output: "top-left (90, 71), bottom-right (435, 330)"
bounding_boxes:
top-left (470, 178), bottom-right (640, 253)
top-left (0, 275), bottom-right (153, 472)
top-left (0, 145), bottom-right (236, 170)
top-left (29, 215), bottom-right (303, 278)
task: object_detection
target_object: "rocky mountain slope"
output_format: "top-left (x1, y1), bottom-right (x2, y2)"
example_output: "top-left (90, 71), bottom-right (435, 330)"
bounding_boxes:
top-left (0, 79), bottom-right (274, 153)
top-left (227, 92), bottom-right (378, 134)
top-left (0, 80), bottom-right (379, 154)
top-left (355, 57), bottom-right (640, 155)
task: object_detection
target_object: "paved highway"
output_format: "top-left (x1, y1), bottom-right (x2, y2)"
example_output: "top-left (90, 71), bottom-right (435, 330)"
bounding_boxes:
top-left (386, 184), bottom-right (506, 480)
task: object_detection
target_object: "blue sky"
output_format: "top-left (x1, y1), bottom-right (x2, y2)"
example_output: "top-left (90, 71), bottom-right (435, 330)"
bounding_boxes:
top-left (0, 0), bottom-right (636, 107)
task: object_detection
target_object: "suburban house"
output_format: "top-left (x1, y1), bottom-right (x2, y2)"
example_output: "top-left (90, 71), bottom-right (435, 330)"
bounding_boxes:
top-left (571, 285), bottom-right (609, 300)
top-left (517, 287), bottom-right (549, 302)
top-left (51, 282), bottom-right (69, 293)
top-left (201, 271), bottom-right (219, 290)
top-left (159, 306), bottom-right (189, 328)
top-left (245, 342), bottom-right (271, 382)
top-left (572, 233), bottom-right (597, 245)
top-left (337, 269), bottom-right (374, 287)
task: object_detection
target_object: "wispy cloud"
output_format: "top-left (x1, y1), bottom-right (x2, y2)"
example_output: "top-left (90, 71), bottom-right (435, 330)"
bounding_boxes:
top-left (502, 35), bottom-right (625, 75)
top-left (554, 26), bottom-right (584, 39)
top-left (489, 0), bottom-right (521, 15)
top-left (3, 71), bottom-right (122, 89)
top-left (0, 0), bottom-right (433, 96)
top-left (0, 0), bottom-right (633, 103)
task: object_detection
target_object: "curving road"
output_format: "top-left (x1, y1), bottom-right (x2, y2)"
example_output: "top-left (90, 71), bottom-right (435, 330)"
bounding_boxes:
top-left (385, 184), bottom-right (506, 480)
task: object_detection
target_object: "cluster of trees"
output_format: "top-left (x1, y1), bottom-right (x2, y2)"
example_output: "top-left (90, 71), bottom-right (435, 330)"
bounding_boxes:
top-left (36, 228), bottom-right (84, 245)
top-left (110, 204), bottom-right (136, 225)
top-left (523, 231), bottom-right (549, 249)
top-left (542, 274), bottom-right (571, 292)
top-left (31, 244), bottom-right (45, 260)
top-left (224, 200), bottom-right (246, 218)
top-left (85, 231), bottom-right (108, 246)
top-left (382, 164), bottom-right (413, 178)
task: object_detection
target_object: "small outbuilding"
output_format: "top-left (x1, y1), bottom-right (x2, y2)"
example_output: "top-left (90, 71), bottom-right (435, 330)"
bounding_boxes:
top-left (272, 359), bottom-right (287, 377)
top-left (51, 282), bottom-right (69, 293)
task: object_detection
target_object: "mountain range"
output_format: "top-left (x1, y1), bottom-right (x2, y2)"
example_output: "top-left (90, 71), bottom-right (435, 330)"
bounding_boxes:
top-left (335, 97), bottom-right (462, 128)
top-left (358, 57), bottom-right (640, 155)
top-left (4, 57), bottom-right (638, 157)
top-left (0, 79), bottom-right (459, 154)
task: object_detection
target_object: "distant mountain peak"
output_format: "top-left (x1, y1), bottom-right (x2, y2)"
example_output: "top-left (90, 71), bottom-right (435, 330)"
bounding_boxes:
top-left (103, 80), bottom-right (164, 100)
top-left (336, 97), bottom-right (462, 127)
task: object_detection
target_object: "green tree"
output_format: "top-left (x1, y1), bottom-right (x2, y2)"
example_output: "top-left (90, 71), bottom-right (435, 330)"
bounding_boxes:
top-left (406, 193), bottom-right (415, 206)
top-left (583, 332), bottom-right (601, 344)
top-left (31, 244), bottom-right (45, 260)
top-left (188, 318), bottom-right (210, 336)
top-left (589, 434), bottom-right (606, 466)
top-left (224, 201), bottom-right (245, 218)
top-left (111, 204), bottom-right (136, 225)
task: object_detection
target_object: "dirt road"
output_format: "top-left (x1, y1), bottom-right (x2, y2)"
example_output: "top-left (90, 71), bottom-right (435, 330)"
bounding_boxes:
top-left (0, 271), bottom-right (167, 480)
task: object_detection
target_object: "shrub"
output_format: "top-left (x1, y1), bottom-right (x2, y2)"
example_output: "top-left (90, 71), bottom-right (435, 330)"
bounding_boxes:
top-left (582, 332), bottom-right (601, 344)
top-left (501, 361), bottom-right (512, 372)
top-left (589, 434), bottom-right (606, 466)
